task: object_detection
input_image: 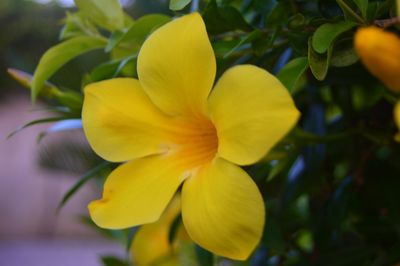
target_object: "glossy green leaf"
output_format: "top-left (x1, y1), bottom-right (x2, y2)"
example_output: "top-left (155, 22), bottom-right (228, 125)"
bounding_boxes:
top-left (31, 36), bottom-right (105, 102)
top-left (105, 14), bottom-right (171, 52)
top-left (74, 0), bottom-right (125, 31)
top-left (169, 0), bottom-right (192, 11)
top-left (308, 38), bottom-right (332, 81)
top-left (277, 57), bottom-right (309, 93)
top-left (312, 21), bottom-right (357, 54)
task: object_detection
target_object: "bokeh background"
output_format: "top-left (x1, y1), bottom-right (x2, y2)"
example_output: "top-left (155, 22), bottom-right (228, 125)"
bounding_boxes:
top-left (0, 1), bottom-right (168, 265)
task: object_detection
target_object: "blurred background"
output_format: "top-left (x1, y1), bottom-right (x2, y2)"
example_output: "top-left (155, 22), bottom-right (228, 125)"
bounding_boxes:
top-left (0, 1), bottom-right (169, 265)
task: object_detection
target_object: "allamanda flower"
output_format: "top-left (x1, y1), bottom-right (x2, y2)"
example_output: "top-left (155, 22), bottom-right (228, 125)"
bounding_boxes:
top-left (354, 26), bottom-right (400, 93)
top-left (82, 13), bottom-right (299, 260)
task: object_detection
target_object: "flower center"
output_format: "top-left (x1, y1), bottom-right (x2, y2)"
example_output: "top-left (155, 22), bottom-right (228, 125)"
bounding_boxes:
top-left (169, 116), bottom-right (218, 170)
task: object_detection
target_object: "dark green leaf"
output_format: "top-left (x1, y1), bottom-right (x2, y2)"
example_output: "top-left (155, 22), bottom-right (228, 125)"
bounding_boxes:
top-left (7, 117), bottom-right (67, 139)
top-left (101, 256), bottom-right (129, 266)
top-left (277, 57), bottom-right (309, 93)
top-left (312, 21), bottom-right (357, 54)
top-left (336, 0), bottom-right (365, 23)
top-left (223, 30), bottom-right (261, 58)
top-left (352, 0), bottom-right (368, 18)
top-left (57, 161), bottom-right (111, 212)
top-left (330, 38), bottom-right (359, 67)
top-left (203, 0), bottom-right (252, 34)
top-left (168, 214), bottom-right (182, 245)
top-left (308, 38), bottom-right (332, 81)
top-left (74, 0), bottom-right (125, 31)
top-left (195, 245), bottom-right (214, 266)
top-left (31, 36), bottom-right (106, 102)
top-left (169, 0), bottom-right (192, 11)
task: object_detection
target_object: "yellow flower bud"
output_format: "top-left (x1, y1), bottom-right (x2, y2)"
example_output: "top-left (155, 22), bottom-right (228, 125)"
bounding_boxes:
top-left (354, 26), bottom-right (400, 93)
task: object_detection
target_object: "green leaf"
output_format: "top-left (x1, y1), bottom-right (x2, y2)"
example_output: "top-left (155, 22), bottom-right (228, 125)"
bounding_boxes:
top-left (7, 117), bottom-right (66, 139)
top-left (57, 161), bottom-right (111, 212)
top-left (31, 36), bottom-right (106, 102)
top-left (203, 0), bottom-right (252, 34)
top-left (308, 38), bottom-right (332, 81)
top-left (276, 57), bottom-right (309, 93)
top-left (330, 38), bottom-right (359, 67)
top-left (168, 214), bottom-right (182, 245)
top-left (169, 0), bottom-right (192, 11)
top-left (312, 21), bottom-right (357, 54)
top-left (105, 14), bottom-right (171, 53)
top-left (59, 12), bottom-right (99, 40)
top-left (352, 0), bottom-right (368, 18)
top-left (336, 0), bottom-right (365, 24)
top-left (101, 256), bottom-right (129, 266)
top-left (74, 0), bottom-right (125, 31)
top-left (223, 30), bottom-right (261, 58)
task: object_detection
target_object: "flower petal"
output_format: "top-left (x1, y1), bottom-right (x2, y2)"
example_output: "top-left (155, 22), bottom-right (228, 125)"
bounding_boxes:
top-left (137, 13), bottom-right (216, 116)
top-left (181, 157), bottom-right (265, 260)
top-left (82, 78), bottom-right (172, 162)
top-left (88, 155), bottom-right (187, 229)
top-left (208, 65), bottom-right (300, 165)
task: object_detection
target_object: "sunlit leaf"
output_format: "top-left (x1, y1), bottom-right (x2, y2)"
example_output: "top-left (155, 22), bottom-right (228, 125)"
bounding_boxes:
top-left (31, 36), bottom-right (106, 102)
top-left (74, 0), bottom-right (125, 31)
top-left (169, 0), bottom-right (192, 11)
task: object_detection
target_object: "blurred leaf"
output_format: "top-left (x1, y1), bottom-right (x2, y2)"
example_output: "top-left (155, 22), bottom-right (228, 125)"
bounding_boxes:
top-left (89, 54), bottom-right (136, 81)
top-left (57, 161), bottom-right (111, 212)
top-left (223, 29), bottom-right (261, 58)
top-left (277, 57), bottom-right (309, 93)
top-left (308, 38), bottom-right (332, 81)
top-left (101, 256), bottom-right (129, 266)
top-left (312, 21), bottom-right (357, 54)
top-left (336, 0), bottom-right (365, 23)
top-left (7, 68), bottom-right (60, 98)
top-left (352, 0), bottom-right (368, 18)
top-left (60, 12), bottom-right (99, 40)
top-left (330, 38), bottom-right (359, 67)
top-left (169, 0), bottom-right (192, 11)
top-left (203, 0), bottom-right (252, 34)
top-left (74, 0), bottom-right (125, 31)
top-left (264, 217), bottom-right (285, 254)
top-left (31, 36), bottom-right (106, 102)
top-left (265, 1), bottom-right (289, 27)
top-left (105, 14), bottom-right (171, 52)
top-left (7, 117), bottom-right (66, 139)
top-left (195, 245), bottom-right (213, 266)
top-left (168, 214), bottom-right (182, 245)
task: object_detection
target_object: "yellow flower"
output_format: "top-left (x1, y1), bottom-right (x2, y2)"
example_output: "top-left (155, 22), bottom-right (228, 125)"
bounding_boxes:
top-left (131, 196), bottom-right (194, 266)
top-left (395, 102), bottom-right (400, 142)
top-left (354, 26), bottom-right (400, 93)
top-left (82, 13), bottom-right (299, 260)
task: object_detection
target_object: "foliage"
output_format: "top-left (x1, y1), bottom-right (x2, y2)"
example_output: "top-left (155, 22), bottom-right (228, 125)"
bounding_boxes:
top-left (8, 0), bottom-right (400, 265)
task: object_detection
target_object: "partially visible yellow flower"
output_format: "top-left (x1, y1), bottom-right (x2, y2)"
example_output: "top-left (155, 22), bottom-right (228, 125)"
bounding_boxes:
top-left (395, 102), bottom-right (400, 142)
top-left (82, 13), bottom-right (299, 260)
top-left (131, 197), bottom-right (194, 266)
top-left (354, 26), bottom-right (400, 93)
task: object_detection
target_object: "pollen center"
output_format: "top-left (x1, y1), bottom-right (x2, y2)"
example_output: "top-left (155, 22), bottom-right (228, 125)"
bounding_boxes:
top-left (169, 116), bottom-right (218, 169)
